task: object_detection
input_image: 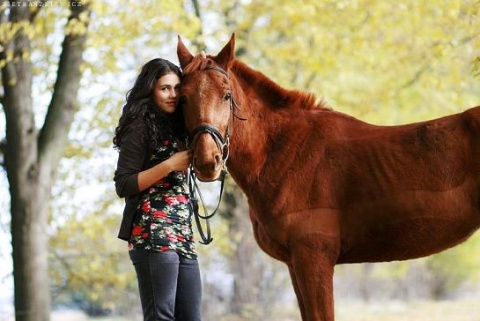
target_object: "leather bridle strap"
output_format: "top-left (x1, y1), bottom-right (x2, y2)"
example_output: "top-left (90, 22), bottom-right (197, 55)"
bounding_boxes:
top-left (187, 168), bottom-right (226, 245)
top-left (189, 124), bottom-right (229, 162)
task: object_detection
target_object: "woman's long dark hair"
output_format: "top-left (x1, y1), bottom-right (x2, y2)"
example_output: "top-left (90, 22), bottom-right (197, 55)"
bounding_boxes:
top-left (113, 58), bottom-right (185, 150)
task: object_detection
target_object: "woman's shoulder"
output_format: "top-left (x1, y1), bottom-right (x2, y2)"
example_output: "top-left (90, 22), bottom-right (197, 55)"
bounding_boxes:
top-left (130, 113), bottom-right (148, 126)
top-left (125, 108), bottom-right (149, 129)
top-left (120, 113), bottom-right (148, 144)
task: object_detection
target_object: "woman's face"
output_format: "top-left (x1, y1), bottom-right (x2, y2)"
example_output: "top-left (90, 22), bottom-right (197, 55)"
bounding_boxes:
top-left (153, 72), bottom-right (181, 114)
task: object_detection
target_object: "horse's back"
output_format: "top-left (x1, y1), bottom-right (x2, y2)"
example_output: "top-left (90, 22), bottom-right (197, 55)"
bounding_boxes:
top-left (259, 105), bottom-right (480, 211)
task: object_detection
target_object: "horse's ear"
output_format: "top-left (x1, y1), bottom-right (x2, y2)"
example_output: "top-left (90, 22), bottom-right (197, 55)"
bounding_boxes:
top-left (177, 35), bottom-right (194, 68)
top-left (215, 33), bottom-right (235, 69)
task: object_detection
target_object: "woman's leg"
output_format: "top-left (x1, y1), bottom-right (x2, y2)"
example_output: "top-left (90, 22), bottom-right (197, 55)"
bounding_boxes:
top-left (130, 250), bottom-right (180, 321)
top-left (175, 256), bottom-right (202, 321)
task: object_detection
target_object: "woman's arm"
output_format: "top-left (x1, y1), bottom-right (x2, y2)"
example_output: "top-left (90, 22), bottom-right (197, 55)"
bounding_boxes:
top-left (114, 117), bottom-right (147, 198)
top-left (114, 117), bottom-right (192, 197)
top-left (137, 150), bottom-right (191, 192)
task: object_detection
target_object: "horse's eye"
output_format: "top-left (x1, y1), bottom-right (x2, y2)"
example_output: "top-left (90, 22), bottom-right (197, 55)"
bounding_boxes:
top-left (224, 93), bottom-right (232, 101)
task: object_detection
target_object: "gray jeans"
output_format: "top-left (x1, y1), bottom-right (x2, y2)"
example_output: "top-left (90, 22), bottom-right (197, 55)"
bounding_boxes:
top-left (129, 250), bottom-right (202, 321)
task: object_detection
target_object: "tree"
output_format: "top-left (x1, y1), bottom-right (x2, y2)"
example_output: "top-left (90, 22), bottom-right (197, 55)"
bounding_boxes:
top-left (0, 2), bottom-right (90, 320)
top-left (49, 207), bottom-right (139, 316)
top-left (1, 0), bottom-right (205, 318)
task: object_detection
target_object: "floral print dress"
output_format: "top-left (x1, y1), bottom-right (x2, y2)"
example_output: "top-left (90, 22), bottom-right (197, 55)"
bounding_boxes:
top-left (128, 128), bottom-right (196, 259)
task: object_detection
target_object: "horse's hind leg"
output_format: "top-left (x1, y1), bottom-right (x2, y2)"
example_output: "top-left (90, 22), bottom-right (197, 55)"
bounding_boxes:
top-left (289, 243), bottom-right (336, 321)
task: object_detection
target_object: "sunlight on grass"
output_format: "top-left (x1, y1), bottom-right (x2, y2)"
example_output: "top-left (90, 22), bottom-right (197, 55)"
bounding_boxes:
top-left (49, 300), bottom-right (480, 321)
top-left (336, 300), bottom-right (480, 321)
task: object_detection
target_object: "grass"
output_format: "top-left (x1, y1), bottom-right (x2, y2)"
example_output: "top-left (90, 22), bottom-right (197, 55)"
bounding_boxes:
top-left (335, 300), bottom-right (480, 321)
top-left (43, 300), bottom-right (480, 321)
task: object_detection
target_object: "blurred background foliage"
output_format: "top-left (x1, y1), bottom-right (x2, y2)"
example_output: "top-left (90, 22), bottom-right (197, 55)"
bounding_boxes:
top-left (1, 0), bottom-right (480, 320)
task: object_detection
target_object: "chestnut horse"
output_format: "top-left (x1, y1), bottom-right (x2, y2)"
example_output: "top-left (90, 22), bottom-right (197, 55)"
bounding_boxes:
top-left (177, 34), bottom-right (480, 321)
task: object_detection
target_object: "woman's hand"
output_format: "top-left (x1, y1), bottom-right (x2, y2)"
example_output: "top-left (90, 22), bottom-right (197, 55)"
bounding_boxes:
top-left (167, 150), bottom-right (193, 172)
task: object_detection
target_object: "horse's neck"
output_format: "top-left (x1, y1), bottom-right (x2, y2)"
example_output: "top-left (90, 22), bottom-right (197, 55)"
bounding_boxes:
top-left (227, 102), bottom-right (285, 192)
top-left (227, 65), bottom-right (299, 193)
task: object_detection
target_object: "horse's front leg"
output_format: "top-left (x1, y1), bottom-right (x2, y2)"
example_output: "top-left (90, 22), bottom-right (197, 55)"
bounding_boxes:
top-left (287, 263), bottom-right (307, 320)
top-left (289, 235), bottom-right (339, 321)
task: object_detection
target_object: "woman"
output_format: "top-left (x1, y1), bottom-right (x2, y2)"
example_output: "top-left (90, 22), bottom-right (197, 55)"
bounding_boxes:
top-left (113, 58), bottom-right (201, 321)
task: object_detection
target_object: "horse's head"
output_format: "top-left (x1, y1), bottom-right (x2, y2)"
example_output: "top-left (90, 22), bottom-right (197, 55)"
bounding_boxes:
top-left (177, 34), bottom-right (236, 181)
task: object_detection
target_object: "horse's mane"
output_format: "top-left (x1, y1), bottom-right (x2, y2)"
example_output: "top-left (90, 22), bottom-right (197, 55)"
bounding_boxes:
top-left (183, 54), bottom-right (329, 111)
top-left (231, 59), bottom-right (330, 111)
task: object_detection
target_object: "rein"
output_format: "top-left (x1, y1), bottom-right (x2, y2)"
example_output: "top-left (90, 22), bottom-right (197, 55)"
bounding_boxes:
top-left (187, 168), bottom-right (226, 244)
top-left (187, 63), bottom-right (241, 245)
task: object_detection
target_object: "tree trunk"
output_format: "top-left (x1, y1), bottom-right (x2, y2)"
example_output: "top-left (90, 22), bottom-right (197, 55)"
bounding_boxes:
top-left (1, 3), bottom-right (90, 321)
top-left (222, 180), bottom-right (265, 318)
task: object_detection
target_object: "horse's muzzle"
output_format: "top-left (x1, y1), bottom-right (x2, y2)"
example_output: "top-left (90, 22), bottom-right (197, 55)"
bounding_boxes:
top-left (192, 154), bottom-right (223, 182)
top-left (191, 134), bottom-right (224, 181)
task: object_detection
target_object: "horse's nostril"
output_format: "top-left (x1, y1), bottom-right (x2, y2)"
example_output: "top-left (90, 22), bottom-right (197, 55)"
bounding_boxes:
top-left (214, 154), bottom-right (223, 171)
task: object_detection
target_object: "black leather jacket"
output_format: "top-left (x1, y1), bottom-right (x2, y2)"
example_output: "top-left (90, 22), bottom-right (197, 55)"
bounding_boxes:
top-left (114, 116), bottom-right (149, 240)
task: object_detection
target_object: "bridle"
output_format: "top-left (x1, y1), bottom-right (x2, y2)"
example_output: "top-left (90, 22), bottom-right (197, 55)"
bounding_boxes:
top-left (188, 64), bottom-right (240, 168)
top-left (189, 123), bottom-right (230, 174)
top-left (186, 63), bottom-right (244, 244)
